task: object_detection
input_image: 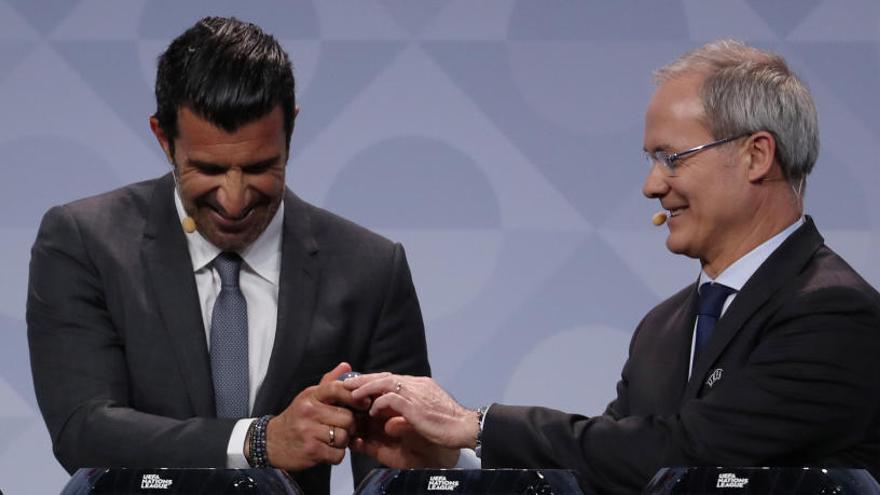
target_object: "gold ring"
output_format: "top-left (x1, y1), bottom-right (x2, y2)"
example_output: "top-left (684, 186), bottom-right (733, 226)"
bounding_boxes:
top-left (327, 426), bottom-right (336, 446)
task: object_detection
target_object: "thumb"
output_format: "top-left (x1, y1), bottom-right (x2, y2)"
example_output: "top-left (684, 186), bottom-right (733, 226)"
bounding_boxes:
top-left (320, 362), bottom-right (353, 385)
top-left (384, 416), bottom-right (415, 438)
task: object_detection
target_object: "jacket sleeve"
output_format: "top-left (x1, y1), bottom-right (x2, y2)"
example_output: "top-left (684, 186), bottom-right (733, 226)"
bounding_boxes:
top-left (481, 285), bottom-right (880, 494)
top-left (27, 205), bottom-right (236, 472)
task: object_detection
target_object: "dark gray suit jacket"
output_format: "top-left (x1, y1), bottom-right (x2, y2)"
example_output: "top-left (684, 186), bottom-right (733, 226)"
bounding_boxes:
top-left (27, 173), bottom-right (430, 495)
top-left (482, 218), bottom-right (880, 494)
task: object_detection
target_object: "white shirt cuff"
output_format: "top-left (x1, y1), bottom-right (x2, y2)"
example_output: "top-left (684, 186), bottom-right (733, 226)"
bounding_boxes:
top-left (226, 418), bottom-right (256, 468)
top-left (455, 448), bottom-right (482, 469)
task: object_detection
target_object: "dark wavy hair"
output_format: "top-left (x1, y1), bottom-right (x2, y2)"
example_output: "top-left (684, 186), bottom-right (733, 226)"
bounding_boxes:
top-left (154, 16), bottom-right (295, 153)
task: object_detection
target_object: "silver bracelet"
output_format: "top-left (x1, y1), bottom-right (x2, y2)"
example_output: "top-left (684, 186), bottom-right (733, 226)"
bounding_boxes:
top-left (474, 405), bottom-right (489, 458)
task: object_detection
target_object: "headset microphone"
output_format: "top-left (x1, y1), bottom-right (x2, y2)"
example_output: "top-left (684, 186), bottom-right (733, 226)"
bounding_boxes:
top-left (652, 211), bottom-right (668, 226)
top-left (172, 170), bottom-right (198, 234)
top-left (182, 216), bottom-right (197, 234)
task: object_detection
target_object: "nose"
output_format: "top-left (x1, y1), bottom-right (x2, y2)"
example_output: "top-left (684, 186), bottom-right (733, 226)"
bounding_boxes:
top-left (642, 162), bottom-right (670, 199)
top-left (216, 169), bottom-right (249, 218)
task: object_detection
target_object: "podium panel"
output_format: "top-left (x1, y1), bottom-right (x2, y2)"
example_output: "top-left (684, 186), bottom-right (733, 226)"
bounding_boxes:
top-left (355, 469), bottom-right (583, 495)
top-left (61, 468), bottom-right (302, 494)
top-left (645, 467), bottom-right (880, 495)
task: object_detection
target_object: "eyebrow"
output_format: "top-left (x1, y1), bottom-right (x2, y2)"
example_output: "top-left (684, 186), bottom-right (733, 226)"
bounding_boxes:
top-left (187, 155), bottom-right (282, 170)
top-left (644, 143), bottom-right (674, 153)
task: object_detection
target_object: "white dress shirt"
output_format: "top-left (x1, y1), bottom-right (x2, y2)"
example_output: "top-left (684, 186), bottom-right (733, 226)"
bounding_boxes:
top-left (174, 191), bottom-right (283, 467)
top-left (457, 217), bottom-right (806, 469)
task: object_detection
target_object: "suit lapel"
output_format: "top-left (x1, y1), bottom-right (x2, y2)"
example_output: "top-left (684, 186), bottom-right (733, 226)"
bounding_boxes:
top-left (685, 217), bottom-right (824, 397)
top-left (253, 191), bottom-right (319, 415)
top-left (140, 174), bottom-right (216, 416)
top-left (659, 284), bottom-right (698, 412)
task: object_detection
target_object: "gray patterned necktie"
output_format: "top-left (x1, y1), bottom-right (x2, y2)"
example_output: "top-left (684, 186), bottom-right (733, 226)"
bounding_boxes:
top-left (210, 252), bottom-right (249, 418)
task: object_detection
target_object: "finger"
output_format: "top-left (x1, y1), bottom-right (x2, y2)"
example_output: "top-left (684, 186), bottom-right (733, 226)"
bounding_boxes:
top-left (384, 416), bottom-right (414, 437)
top-left (349, 375), bottom-right (402, 400)
top-left (288, 385), bottom-right (351, 425)
top-left (307, 426), bottom-right (349, 464)
top-left (314, 441), bottom-right (347, 465)
top-left (349, 436), bottom-right (367, 454)
top-left (295, 392), bottom-right (356, 430)
top-left (350, 395), bottom-right (372, 412)
top-left (313, 380), bottom-right (363, 410)
top-left (350, 436), bottom-right (401, 468)
top-left (341, 371), bottom-right (392, 390)
top-left (322, 424), bottom-right (352, 448)
top-left (333, 426), bottom-right (352, 447)
top-left (354, 410), bottom-right (393, 441)
top-left (319, 362), bottom-right (353, 385)
top-left (320, 404), bottom-right (356, 431)
top-left (349, 436), bottom-right (380, 460)
top-left (369, 391), bottom-right (413, 419)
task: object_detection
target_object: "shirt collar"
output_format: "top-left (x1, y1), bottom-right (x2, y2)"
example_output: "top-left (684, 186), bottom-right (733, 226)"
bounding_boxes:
top-left (699, 217), bottom-right (805, 291)
top-left (174, 188), bottom-right (283, 286)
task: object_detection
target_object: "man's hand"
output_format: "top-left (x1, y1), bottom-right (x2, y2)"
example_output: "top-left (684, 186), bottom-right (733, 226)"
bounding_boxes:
top-left (344, 373), bottom-right (479, 453)
top-left (262, 362), bottom-right (367, 471)
top-left (351, 413), bottom-right (461, 469)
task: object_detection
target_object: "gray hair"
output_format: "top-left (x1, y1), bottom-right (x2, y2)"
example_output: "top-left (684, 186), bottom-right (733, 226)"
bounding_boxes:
top-left (654, 39), bottom-right (818, 188)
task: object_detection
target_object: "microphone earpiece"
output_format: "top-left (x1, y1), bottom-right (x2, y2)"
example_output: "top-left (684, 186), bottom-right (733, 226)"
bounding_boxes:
top-left (652, 211), bottom-right (668, 226)
top-left (182, 216), bottom-right (197, 234)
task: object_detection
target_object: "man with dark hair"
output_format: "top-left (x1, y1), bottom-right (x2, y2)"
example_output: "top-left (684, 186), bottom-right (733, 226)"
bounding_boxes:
top-left (344, 39), bottom-right (880, 494)
top-left (27, 17), bottom-right (430, 495)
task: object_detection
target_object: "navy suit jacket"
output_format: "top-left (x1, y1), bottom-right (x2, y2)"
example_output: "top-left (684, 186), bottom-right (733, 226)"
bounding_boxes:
top-left (482, 218), bottom-right (880, 494)
top-left (27, 173), bottom-right (431, 495)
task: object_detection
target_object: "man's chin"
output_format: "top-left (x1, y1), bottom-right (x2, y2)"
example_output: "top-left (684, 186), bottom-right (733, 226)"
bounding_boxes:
top-left (199, 226), bottom-right (260, 252)
top-left (665, 236), bottom-right (696, 259)
top-left (191, 205), bottom-right (277, 251)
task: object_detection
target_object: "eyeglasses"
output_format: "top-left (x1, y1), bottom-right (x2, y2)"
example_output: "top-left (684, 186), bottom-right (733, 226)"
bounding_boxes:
top-left (645, 134), bottom-right (749, 176)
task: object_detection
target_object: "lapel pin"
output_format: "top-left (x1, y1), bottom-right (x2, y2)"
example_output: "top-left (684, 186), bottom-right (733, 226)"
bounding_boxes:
top-left (706, 368), bottom-right (723, 388)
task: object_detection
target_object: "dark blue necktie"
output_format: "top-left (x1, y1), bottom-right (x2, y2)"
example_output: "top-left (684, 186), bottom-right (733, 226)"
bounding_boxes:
top-left (210, 252), bottom-right (249, 418)
top-left (693, 282), bottom-right (736, 373)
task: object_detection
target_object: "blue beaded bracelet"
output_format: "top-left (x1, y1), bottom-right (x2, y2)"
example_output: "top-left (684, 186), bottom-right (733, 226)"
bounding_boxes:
top-left (247, 415), bottom-right (273, 468)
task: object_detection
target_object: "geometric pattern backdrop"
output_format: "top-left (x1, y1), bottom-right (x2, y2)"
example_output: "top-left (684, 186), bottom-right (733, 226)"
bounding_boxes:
top-left (2, 1), bottom-right (879, 493)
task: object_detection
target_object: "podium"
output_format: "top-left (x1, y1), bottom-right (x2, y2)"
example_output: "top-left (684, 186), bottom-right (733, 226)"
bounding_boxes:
top-left (355, 469), bottom-right (583, 495)
top-left (61, 468), bottom-right (302, 494)
top-left (645, 467), bottom-right (880, 494)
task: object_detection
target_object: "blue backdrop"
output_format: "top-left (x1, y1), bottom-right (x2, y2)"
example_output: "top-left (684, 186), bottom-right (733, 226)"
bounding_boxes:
top-left (2, 1), bottom-right (879, 493)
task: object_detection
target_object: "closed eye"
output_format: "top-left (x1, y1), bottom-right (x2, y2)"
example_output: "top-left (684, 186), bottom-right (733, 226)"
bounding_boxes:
top-left (242, 158), bottom-right (279, 174)
top-left (192, 162), bottom-right (226, 175)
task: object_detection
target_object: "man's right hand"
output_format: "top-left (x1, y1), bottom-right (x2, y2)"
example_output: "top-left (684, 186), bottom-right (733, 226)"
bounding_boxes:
top-left (262, 362), bottom-right (366, 470)
top-left (343, 372), bottom-right (478, 469)
top-left (350, 413), bottom-right (461, 469)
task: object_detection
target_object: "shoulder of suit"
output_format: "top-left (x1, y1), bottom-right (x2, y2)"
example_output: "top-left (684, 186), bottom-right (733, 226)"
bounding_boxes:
top-left (41, 175), bottom-right (165, 240)
top-left (788, 243), bottom-right (880, 308)
top-left (57, 176), bottom-right (161, 218)
top-left (286, 191), bottom-right (398, 251)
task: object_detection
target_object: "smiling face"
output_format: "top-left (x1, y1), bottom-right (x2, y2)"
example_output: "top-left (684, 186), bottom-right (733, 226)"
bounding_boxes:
top-left (151, 105), bottom-right (289, 251)
top-left (642, 75), bottom-right (753, 273)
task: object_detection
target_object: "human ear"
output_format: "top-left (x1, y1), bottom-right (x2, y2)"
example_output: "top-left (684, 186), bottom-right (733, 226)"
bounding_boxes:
top-left (744, 131), bottom-right (776, 183)
top-left (149, 116), bottom-right (175, 165)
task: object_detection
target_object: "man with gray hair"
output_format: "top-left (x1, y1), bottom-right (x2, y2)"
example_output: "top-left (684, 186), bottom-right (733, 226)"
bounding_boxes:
top-left (342, 39), bottom-right (880, 494)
